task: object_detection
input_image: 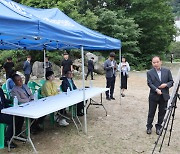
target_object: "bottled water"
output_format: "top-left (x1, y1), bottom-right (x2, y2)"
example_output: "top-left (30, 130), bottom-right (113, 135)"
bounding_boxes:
top-left (34, 90), bottom-right (38, 101)
top-left (13, 96), bottom-right (18, 107)
top-left (67, 87), bottom-right (70, 96)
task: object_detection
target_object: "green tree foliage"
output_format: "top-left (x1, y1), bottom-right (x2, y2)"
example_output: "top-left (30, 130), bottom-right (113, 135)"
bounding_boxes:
top-left (21, 0), bottom-right (99, 30)
top-left (169, 41), bottom-right (180, 58)
top-left (9, 0), bottom-right (177, 70)
top-left (0, 50), bottom-right (26, 70)
top-left (79, 0), bottom-right (132, 12)
top-left (128, 0), bottom-right (176, 67)
top-left (96, 9), bottom-right (141, 65)
top-left (21, 0), bottom-right (58, 8)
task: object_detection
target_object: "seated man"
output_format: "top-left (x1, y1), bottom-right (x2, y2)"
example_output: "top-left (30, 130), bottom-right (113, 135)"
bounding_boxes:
top-left (0, 88), bottom-right (24, 148)
top-left (11, 74), bottom-right (43, 134)
top-left (41, 71), bottom-right (69, 126)
top-left (61, 71), bottom-right (84, 116)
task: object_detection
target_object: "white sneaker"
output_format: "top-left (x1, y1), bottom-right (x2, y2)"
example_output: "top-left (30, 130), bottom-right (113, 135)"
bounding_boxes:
top-left (59, 119), bottom-right (69, 126)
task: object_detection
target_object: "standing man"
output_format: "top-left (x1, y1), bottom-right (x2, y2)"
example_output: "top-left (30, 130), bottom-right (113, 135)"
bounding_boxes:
top-left (23, 55), bottom-right (32, 84)
top-left (85, 57), bottom-right (94, 80)
top-left (3, 57), bottom-right (14, 79)
top-left (146, 56), bottom-right (174, 135)
top-left (170, 53), bottom-right (174, 63)
top-left (61, 52), bottom-right (73, 76)
top-left (43, 57), bottom-right (53, 72)
top-left (104, 52), bottom-right (117, 100)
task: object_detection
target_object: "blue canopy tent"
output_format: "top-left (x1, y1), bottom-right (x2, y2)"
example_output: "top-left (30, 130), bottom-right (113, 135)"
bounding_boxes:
top-left (0, 0), bottom-right (122, 141)
top-left (0, 0), bottom-right (121, 50)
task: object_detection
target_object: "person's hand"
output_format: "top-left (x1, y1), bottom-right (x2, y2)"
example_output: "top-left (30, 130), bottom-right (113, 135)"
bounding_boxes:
top-left (159, 83), bottom-right (167, 89)
top-left (156, 89), bottom-right (162, 95)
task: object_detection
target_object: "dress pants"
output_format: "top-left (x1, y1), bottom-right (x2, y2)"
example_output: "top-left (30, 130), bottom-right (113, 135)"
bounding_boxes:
top-left (105, 75), bottom-right (116, 98)
top-left (0, 114), bottom-right (24, 141)
top-left (77, 101), bottom-right (84, 114)
top-left (31, 116), bottom-right (45, 130)
top-left (6, 73), bottom-right (10, 80)
top-left (85, 69), bottom-right (93, 80)
top-left (147, 95), bottom-right (167, 129)
top-left (25, 74), bottom-right (30, 84)
top-left (59, 102), bottom-right (84, 115)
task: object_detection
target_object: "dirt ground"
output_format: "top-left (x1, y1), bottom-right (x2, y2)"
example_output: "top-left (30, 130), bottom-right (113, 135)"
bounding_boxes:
top-left (1, 68), bottom-right (180, 154)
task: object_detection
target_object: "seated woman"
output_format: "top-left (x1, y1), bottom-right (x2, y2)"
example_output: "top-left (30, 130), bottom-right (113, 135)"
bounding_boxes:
top-left (0, 88), bottom-right (24, 148)
top-left (11, 74), bottom-right (43, 134)
top-left (61, 71), bottom-right (84, 116)
top-left (41, 71), bottom-right (69, 126)
top-left (6, 70), bottom-right (16, 95)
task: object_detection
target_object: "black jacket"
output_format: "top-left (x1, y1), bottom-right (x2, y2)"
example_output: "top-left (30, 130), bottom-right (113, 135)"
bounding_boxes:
top-left (88, 60), bottom-right (94, 70)
top-left (0, 88), bottom-right (11, 112)
top-left (61, 77), bottom-right (77, 92)
top-left (147, 67), bottom-right (174, 101)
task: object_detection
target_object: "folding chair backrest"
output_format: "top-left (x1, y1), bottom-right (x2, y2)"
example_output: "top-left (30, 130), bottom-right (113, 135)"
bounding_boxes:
top-left (37, 88), bottom-right (44, 99)
top-left (27, 81), bottom-right (40, 94)
top-left (1, 83), bottom-right (7, 92)
top-left (59, 85), bottom-right (63, 92)
top-left (39, 80), bottom-right (46, 86)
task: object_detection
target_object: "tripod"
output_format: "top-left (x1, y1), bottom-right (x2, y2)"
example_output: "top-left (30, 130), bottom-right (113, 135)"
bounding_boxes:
top-left (152, 82), bottom-right (180, 154)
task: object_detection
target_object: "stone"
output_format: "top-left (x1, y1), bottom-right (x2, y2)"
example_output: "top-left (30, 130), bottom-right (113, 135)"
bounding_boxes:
top-left (31, 76), bottom-right (37, 80)
top-left (32, 61), bottom-right (60, 78)
top-left (94, 63), bottom-right (104, 75)
top-left (85, 52), bottom-right (105, 75)
top-left (32, 61), bottom-right (44, 78)
top-left (16, 71), bottom-right (25, 79)
top-left (86, 52), bottom-right (98, 63)
top-left (73, 59), bottom-right (82, 71)
top-left (79, 66), bottom-right (88, 74)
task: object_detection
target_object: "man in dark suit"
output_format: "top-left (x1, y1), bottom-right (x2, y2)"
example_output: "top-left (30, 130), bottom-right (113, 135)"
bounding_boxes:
top-left (85, 57), bottom-right (94, 80)
top-left (61, 71), bottom-right (84, 116)
top-left (0, 88), bottom-right (24, 148)
top-left (146, 56), bottom-right (174, 135)
top-left (104, 52), bottom-right (117, 100)
top-left (23, 55), bottom-right (32, 84)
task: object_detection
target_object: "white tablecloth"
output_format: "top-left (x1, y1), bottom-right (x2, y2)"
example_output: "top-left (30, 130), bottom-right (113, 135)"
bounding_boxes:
top-left (2, 87), bottom-right (108, 119)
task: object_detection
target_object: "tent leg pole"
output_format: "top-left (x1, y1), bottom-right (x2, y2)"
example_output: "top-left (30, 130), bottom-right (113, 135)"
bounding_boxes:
top-left (43, 49), bottom-right (46, 79)
top-left (81, 46), bottom-right (87, 134)
top-left (119, 49), bottom-right (121, 105)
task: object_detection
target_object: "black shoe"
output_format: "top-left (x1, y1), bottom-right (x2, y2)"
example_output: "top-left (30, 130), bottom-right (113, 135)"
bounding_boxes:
top-left (146, 128), bottom-right (152, 134)
top-left (110, 97), bottom-right (115, 100)
top-left (31, 129), bottom-right (38, 135)
top-left (5, 141), bottom-right (17, 148)
top-left (106, 97), bottom-right (111, 101)
top-left (77, 112), bottom-right (84, 116)
top-left (121, 93), bottom-right (125, 97)
top-left (36, 125), bottom-right (43, 132)
top-left (156, 129), bottom-right (161, 135)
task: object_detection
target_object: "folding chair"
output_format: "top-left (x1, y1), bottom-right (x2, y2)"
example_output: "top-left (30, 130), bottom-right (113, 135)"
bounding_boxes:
top-left (27, 81), bottom-right (40, 94)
